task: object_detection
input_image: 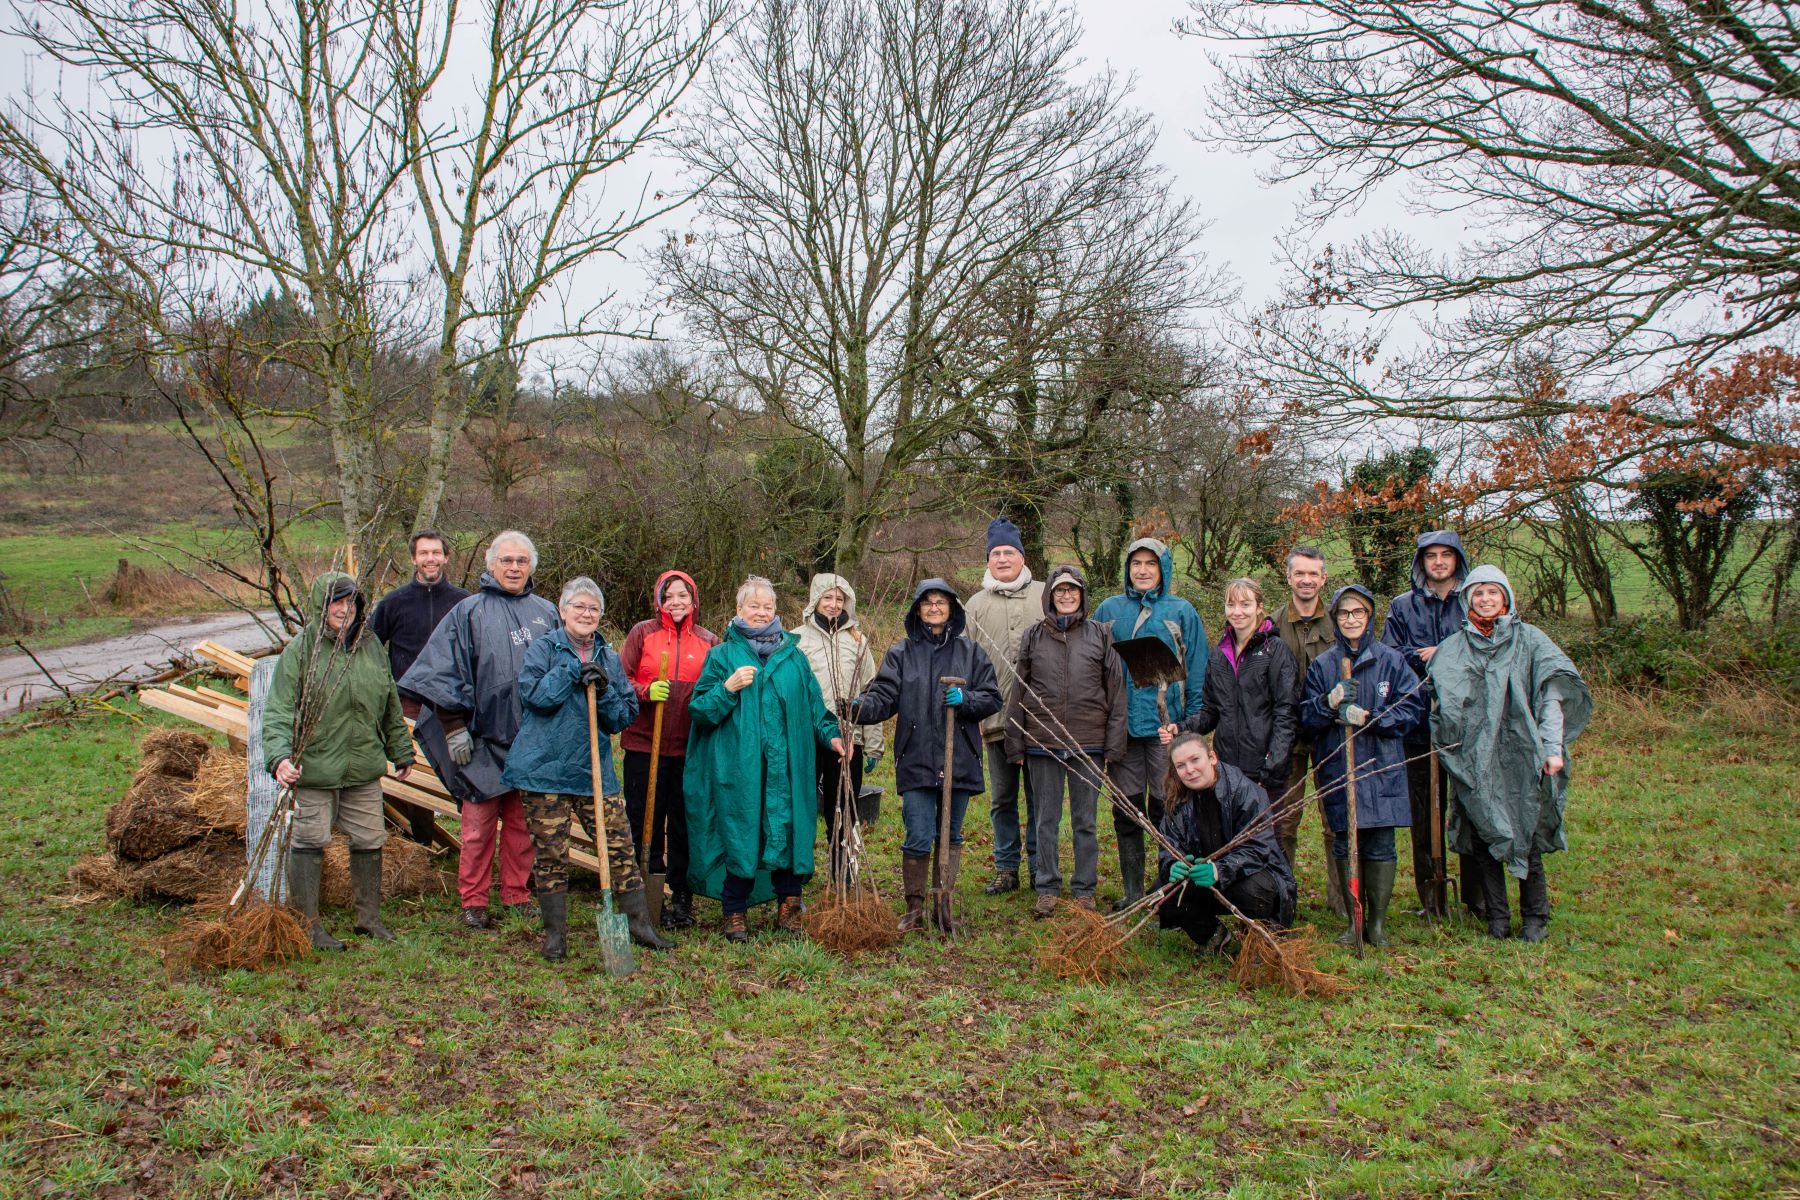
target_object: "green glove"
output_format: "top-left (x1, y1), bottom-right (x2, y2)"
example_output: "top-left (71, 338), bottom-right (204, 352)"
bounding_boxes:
top-left (648, 679), bottom-right (671, 703)
top-left (1170, 857), bottom-right (1217, 888)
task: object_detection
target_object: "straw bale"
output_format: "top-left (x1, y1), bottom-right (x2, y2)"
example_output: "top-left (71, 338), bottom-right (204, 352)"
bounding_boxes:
top-left (106, 773), bottom-right (209, 861)
top-left (66, 853), bottom-right (136, 900)
top-left (319, 834), bottom-right (449, 907)
top-left (129, 833), bottom-right (244, 902)
top-left (138, 729), bottom-right (214, 779)
top-left (189, 747), bottom-right (249, 836)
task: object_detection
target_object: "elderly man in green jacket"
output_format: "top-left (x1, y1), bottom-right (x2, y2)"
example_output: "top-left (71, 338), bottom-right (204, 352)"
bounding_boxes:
top-left (264, 572), bottom-right (415, 950)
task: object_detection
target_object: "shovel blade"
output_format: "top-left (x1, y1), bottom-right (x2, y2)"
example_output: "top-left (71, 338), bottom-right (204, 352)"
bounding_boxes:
top-left (1112, 636), bottom-right (1186, 687)
top-left (595, 894), bottom-right (636, 978)
top-left (645, 873), bottom-right (665, 926)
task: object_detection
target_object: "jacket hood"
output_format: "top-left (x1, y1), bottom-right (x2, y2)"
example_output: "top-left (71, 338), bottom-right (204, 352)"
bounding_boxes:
top-left (1459, 564), bottom-right (1515, 610)
top-left (905, 577), bottom-right (967, 640)
top-left (1410, 530), bottom-right (1468, 592)
top-left (478, 570), bottom-right (535, 597)
top-left (802, 572), bottom-right (860, 626)
top-left (307, 570), bottom-right (366, 640)
top-left (655, 569), bottom-right (700, 631)
top-left (1328, 584), bottom-right (1377, 652)
top-left (1040, 563), bottom-right (1090, 619)
top-left (1121, 537), bottom-right (1173, 603)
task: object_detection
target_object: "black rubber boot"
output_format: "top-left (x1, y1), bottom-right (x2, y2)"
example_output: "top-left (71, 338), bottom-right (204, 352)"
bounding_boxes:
top-left (1461, 850), bottom-right (1489, 919)
top-left (898, 854), bottom-right (930, 933)
top-left (1479, 852), bottom-right (1511, 939)
top-left (1111, 830), bottom-right (1146, 912)
top-left (349, 849), bottom-right (393, 941)
top-left (1362, 858), bottom-right (1397, 949)
top-left (539, 891), bottom-right (568, 962)
top-left (1324, 849), bottom-right (1350, 919)
top-left (1518, 853), bottom-right (1550, 942)
top-left (1333, 858), bottom-right (1360, 946)
top-left (619, 888), bottom-right (674, 951)
top-left (663, 889), bottom-right (694, 930)
top-left (287, 848), bottom-right (344, 951)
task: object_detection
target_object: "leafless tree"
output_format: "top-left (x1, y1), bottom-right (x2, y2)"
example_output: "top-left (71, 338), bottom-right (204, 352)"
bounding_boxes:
top-left (662, 0), bottom-right (1175, 571)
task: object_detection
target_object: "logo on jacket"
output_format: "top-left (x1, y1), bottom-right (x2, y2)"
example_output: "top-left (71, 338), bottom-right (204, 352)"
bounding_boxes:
top-left (1377, 680), bottom-right (1390, 702)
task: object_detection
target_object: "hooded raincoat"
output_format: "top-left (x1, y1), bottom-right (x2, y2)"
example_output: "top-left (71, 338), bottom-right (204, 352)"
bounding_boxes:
top-left (683, 621), bottom-right (842, 901)
top-left (1380, 531), bottom-right (1469, 685)
top-left (794, 573), bottom-right (884, 754)
top-left (500, 627), bottom-right (637, 797)
top-left (853, 580), bottom-right (1002, 796)
top-left (1155, 761), bottom-right (1296, 923)
top-left (1003, 564), bottom-right (1127, 763)
top-left (263, 572), bottom-right (414, 789)
top-left (618, 569), bottom-right (719, 757)
top-left (1091, 538), bottom-right (1208, 737)
top-left (1428, 566), bottom-right (1592, 879)
top-left (1300, 585), bottom-right (1427, 832)
top-left (399, 571), bottom-right (560, 803)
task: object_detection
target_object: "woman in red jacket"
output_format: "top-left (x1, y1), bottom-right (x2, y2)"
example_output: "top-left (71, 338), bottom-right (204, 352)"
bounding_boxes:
top-left (618, 570), bottom-right (720, 929)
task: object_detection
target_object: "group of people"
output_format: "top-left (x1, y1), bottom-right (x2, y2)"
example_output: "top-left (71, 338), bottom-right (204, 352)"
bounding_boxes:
top-left (260, 516), bottom-right (1590, 962)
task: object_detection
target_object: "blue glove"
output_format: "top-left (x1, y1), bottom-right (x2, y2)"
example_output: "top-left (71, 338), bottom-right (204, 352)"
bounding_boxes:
top-left (944, 685), bottom-right (964, 707)
top-left (865, 751), bottom-right (883, 770)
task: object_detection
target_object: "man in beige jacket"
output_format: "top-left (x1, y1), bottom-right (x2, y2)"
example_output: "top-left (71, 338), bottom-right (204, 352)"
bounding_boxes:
top-left (963, 517), bottom-right (1045, 894)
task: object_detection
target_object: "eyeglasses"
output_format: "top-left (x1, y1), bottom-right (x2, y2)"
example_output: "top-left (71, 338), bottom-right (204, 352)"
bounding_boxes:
top-left (567, 603), bottom-right (601, 615)
top-left (496, 556), bottom-right (531, 567)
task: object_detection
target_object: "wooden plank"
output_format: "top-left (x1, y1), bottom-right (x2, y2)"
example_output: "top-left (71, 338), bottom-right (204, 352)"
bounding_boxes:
top-left (138, 689), bottom-right (246, 737)
top-left (196, 685), bottom-right (248, 709)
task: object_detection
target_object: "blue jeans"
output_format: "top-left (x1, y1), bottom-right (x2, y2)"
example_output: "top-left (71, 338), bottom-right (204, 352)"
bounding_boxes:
top-left (1331, 826), bottom-right (1397, 862)
top-left (901, 788), bottom-right (973, 858)
top-left (987, 743), bottom-right (1036, 873)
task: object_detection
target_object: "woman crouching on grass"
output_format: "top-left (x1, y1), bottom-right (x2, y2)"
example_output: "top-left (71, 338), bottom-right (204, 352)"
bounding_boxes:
top-left (1155, 732), bottom-right (1295, 954)
top-left (1427, 566), bottom-right (1590, 942)
top-left (502, 578), bottom-right (672, 962)
top-left (1159, 576), bottom-right (1299, 816)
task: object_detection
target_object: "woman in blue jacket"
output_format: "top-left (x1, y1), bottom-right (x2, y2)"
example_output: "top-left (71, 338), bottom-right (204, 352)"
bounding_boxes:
top-left (1300, 584), bottom-right (1425, 948)
top-left (503, 577), bottom-right (669, 961)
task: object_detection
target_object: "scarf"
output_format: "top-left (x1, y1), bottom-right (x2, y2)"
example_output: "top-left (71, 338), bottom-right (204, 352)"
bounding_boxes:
top-left (812, 609), bottom-right (847, 634)
top-left (733, 615), bottom-right (786, 659)
top-left (1468, 603), bottom-right (1509, 638)
top-left (982, 565), bottom-right (1035, 595)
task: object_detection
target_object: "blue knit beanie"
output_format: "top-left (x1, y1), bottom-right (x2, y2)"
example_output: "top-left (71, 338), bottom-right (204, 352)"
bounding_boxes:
top-left (987, 516), bottom-right (1024, 555)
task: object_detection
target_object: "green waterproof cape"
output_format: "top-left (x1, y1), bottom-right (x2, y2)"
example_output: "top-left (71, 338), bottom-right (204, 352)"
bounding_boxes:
top-left (683, 624), bottom-right (841, 904)
top-left (1428, 618), bottom-right (1592, 879)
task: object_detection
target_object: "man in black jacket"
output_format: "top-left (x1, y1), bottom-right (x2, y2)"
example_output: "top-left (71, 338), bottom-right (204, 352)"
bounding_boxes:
top-left (368, 530), bottom-right (470, 842)
top-left (1156, 732), bottom-right (1296, 952)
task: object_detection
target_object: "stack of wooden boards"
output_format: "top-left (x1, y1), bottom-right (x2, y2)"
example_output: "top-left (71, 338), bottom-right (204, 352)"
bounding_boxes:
top-left (137, 639), bottom-right (609, 876)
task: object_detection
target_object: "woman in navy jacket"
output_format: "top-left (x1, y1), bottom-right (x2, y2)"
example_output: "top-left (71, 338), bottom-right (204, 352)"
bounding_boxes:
top-left (1300, 584), bottom-right (1425, 948)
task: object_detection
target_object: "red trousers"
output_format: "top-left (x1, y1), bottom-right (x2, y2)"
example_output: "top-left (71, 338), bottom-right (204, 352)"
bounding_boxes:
top-left (458, 790), bottom-right (534, 908)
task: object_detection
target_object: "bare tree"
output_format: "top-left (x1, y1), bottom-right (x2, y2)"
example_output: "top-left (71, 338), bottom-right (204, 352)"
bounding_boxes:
top-left (662, 0), bottom-right (1169, 571)
top-left (387, 0), bottom-right (726, 532)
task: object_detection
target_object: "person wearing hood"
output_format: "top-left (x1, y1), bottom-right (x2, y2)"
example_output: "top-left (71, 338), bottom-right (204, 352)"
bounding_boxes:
top-left (618, 569), bottom-right (720, 930)
top-left (1092, 537), bottom-right (1208, 910)
top-left (1380, 529), bottom-right (1475, 918)
top-left (264, 572), bottom-right (415, 951)
top-left (684, 576), bottom-right (846, 943)
top-left (1427, 566), bottom-right (1591, 942)
top-left (1003, 565), bottom-right (1127, 916)
top-left (1160, 577), bottom-right (1300, 812)
top-left (1300, 584), bottom-right (1427, 948)
top-left (502, 578), bottom-right (671, 961)
top-left (963, 517), bottom-right (1047, 895)
top-left (794, 573), bottom-right (884, 878)
top-left (368, 529), bottom-right (470, 845)
top-left (400, 531), bottom-right (559, 930)
top-left (1155, 733), bottom-right (1297, 954)
top-left (853, 579), bottom-right (1002, 932)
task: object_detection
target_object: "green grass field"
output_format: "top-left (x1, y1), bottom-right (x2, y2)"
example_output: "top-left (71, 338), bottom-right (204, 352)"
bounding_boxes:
top-left (1, 690), bottom-right (1795, 1198)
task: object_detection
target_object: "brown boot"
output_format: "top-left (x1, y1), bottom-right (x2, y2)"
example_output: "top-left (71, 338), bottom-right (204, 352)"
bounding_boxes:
top-left (1277, 834), bottom-right (1298, 872)
top-left (721, 911), bottom-right (749, 944)
top-left (898, 854), bottom-right (929, 933)
top-left (777, 895), bottom-right (805, 933)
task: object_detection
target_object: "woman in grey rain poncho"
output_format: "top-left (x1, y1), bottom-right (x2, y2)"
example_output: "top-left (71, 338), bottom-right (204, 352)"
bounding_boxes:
top-left (1427, 565), bottom-right (1591, 942)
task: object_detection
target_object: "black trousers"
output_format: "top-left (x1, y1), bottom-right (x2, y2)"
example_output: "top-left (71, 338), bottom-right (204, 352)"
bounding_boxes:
top-left (1159, 867), bottom-right (1289, 949)
top-left (622, 750), bottom-right (689, 892)
top-left (817, 745), bottom-right (866, 884)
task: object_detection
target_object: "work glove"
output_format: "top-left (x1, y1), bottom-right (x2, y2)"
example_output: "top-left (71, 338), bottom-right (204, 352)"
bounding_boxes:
top-left (1338, 703), bottom-right (1370, 728)
top-left (579, 660), bottom-right (609, 690)
top-left (944, 685), bottom-right (964, 707)
top-left (865, 751), bottom-right (883, 771)
top-left (446, 727), bottom-right (474, 765)
top-left (1169, 857), bottom-right (1217, 889)
top-left (647, 678), bottom-right (671, 703)
top-left (1326, 681), bottom-right (1350, 708)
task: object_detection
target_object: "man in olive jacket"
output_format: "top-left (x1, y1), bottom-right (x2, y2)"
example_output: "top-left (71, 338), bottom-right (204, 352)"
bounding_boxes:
top-left (265, 572), bottom-right (415, 950)
top-left (1274, 545), bottom-right (1343, 915)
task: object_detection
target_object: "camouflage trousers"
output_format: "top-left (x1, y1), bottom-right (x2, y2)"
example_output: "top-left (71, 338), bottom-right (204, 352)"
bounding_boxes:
top-left (521, 792), bottom-right (643, 896)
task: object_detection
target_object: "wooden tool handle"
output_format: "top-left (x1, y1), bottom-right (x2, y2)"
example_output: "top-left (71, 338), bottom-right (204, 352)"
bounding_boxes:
top-left (642, 650), bottom-right (671, 851)
top-left (587, 683), bottom-right (613, 892)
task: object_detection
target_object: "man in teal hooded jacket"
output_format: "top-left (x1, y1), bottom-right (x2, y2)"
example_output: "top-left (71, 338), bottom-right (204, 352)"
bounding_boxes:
top-left (1092, 538), bottom-right (1207, 908)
